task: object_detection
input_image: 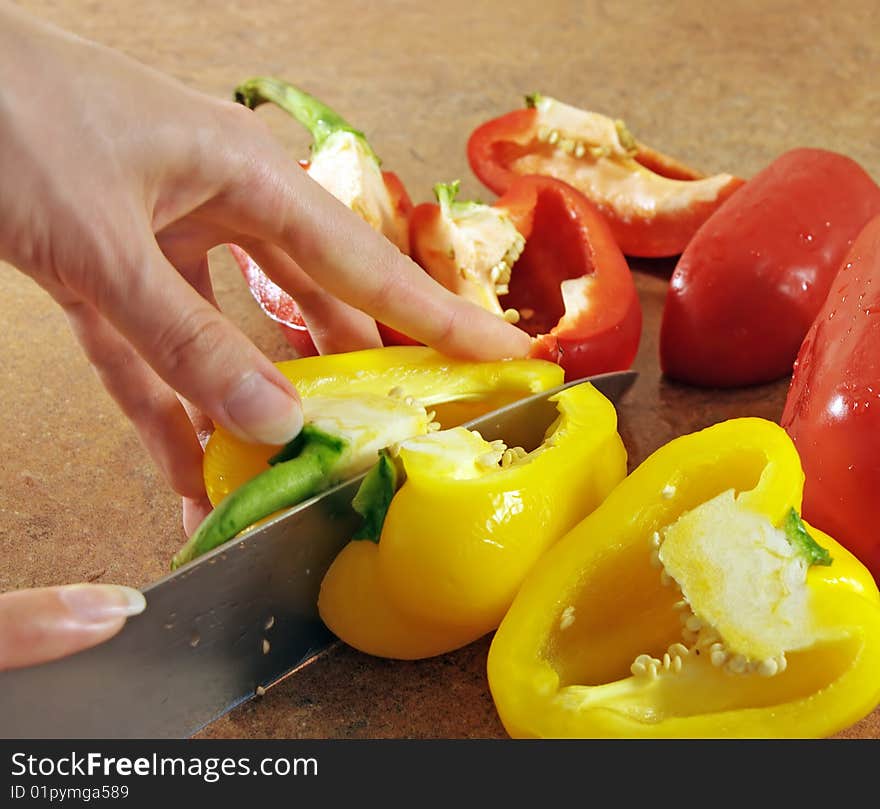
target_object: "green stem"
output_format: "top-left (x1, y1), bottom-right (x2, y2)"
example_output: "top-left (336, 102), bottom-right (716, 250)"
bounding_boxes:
top-left (351, 451), bottom-right (404, 543)
top-left (171, 427), bottom-right (346, 570)
top-left (783, 508), bottom-right (832, 567)
top-left (234, 76), bottom-right (377, 160)
top-left (433, 179), bottom-right (487, 217)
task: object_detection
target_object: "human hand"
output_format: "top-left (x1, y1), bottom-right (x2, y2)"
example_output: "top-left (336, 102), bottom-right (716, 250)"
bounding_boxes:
top-left (0, 4), bottom-right (530, 533)
top-left (0, 583), bottom-right (145, 670)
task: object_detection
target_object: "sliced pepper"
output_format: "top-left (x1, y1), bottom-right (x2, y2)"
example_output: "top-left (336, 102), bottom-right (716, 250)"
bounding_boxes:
top-left (782, 213), bottom-right (880, 580)
top-left (318, 381), bottom-right (627, 659)
top-left (409, 176), bottom-right (641, 380)
top-left (173, 347), bottom-right (563, 568)
top-left (467, 94), bottom-right (744, 257)
top-left (232, 78), bottom-right (415, 355)
top-left (487, 417), bottom-right (880, 738)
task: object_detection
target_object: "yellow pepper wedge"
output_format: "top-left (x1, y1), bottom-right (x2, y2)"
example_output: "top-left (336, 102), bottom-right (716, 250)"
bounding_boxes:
top-left (487, 417), bottom-right (880, 738)
top-left (202, 346), bottom-right (563, 507)
top-left (318, 382), bottom-right (627, 659)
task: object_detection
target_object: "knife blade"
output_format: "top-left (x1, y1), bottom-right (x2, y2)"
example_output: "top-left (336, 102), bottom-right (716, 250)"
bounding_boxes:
top-left (0, 370), bottom-right (636, 739)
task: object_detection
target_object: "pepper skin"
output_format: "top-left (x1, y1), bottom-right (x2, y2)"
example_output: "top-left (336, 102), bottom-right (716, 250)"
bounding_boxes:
top-left (231, 78), bottom-right (415, 355)
top-left (318, 382), bottom-right (627, 659)
top-left (488, 418), bottom-right (880, 738)
top-left (782, 214), bottom-right (880, 580)
top-left (176, 347), bottom-right (562, 567)
top-left (467, 94), bottom-right (743, 257)
top-left (410, 176), bottom-right (641, 380)
top-left (661, 148), bottom-right (880, 388)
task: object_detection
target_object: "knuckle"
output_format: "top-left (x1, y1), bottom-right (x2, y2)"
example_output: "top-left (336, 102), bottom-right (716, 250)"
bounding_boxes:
top-left (63, 224), bottom-right (146, 315)
top-left (154, 308), bottom-right (229, 380)
top-left (431, 305), bottom-right (459, 350)
top-left (215, 101), bottom-right (275, 167)
top-left (218, 98), bottom-right (265, 130)
top-left (362, 266), bottom-right (403, 314)
top-left (223, 157), bottom-right (290, 240)
top-left (287, 279), bottom-right (330, 312)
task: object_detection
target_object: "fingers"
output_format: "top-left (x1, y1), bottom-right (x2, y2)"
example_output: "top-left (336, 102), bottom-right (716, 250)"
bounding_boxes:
top-left (182, 495), bottom-right (213, 537)
top-left (241, 240), bottom-right (382, 354)
top-left (63, 300), bottom-right (206, 500)
top-left (208, 150), bottom-right (531, 360)
top-left (84, 234), bottom-right (303, 448)
top-left (180, 255), bottom-right (220, 310)
top-left (0, 584), bottom-right (145, 671)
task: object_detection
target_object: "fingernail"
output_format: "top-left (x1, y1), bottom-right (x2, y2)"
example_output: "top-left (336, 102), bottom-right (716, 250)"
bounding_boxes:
top-left (59, 584), bottom-right (146, 624)
top-left (224, 373), bottom-right (303, 445)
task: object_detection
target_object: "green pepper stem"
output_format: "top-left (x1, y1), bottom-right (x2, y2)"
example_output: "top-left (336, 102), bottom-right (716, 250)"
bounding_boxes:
top-left (170, 428), bottom-right (346, 570)
top-left (234, 77), bottom-right (378, 160)
top-left (351, 451), bottom-right (404, 543)
top-left (783, 508), bottom-right (832, 567)
top-left (433, 179), bottom-right (487, 217)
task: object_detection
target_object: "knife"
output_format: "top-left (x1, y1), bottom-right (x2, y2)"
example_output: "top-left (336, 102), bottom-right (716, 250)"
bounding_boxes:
top-left (1, 370), bottom-right (636, 739)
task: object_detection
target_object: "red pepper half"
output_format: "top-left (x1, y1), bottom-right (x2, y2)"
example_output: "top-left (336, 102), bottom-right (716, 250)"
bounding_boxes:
top-left (231, 78), bottom-right (415, 355)
top-left (409, 175), bottom-right (641, 379)
top-left (467, 94), bottom-right (743, 258)
top-left (661, 148), bottom-right (880, 387)
top-left (781, 214), bottom-right (880, 580)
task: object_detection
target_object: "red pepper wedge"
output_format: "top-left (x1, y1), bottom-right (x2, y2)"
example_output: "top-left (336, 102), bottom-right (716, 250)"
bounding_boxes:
top-left (467, 94), bottom-right (743, 258)
top-left (230, 243), bottom-right (315, 356)
top-left (231, 78), bottom-right (415, 355)
top-left (781, 214), bottom-right (880, 580)
top-left (409, 175), bottom-right (641, 379)
top-left (661, 148), bottom-right (880, 388)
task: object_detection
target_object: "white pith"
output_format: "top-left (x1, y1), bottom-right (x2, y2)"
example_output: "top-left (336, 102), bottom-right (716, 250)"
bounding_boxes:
top-left (302, 393), bottom-right (435, 481)
top-left (437, 200), bottom-right (526, 319)
top-left (307, 130), bottom-right (408, 251)
top-left (627, 489), bottom-right (813, 681)
top-left (531, 95), bottom-right (637, 161)
top-left (394, 426), bottom-right (529, 482)
top-left (522, 96), bottom-right (736, 215)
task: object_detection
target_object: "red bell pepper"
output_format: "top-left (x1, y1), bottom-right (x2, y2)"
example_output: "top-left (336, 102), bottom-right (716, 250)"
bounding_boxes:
top-left (661, 148), bottom-right (880, 387)
top-left (232, 78), bottom-right (415, 355)
top-left (781, 214), bottom-right (880, 580)
top-left (467, 94), bottom-right (743, 258)
top-left (409, 175), bottom-right (641, 379)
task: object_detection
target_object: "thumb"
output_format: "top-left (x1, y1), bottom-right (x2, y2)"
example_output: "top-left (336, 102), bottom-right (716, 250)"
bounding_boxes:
top-left (0, 584), bottom-right (146, 671)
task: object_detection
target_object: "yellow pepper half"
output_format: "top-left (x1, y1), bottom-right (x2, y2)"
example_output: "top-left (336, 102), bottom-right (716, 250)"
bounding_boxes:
top-left (487, 417), bottom-right (880, 738)
top-left (318, 382), bottom-right (627, 659)
top-left (169, 347), bottom-right (564, 568)
top-left (202, 346), bottom-right (563, 507)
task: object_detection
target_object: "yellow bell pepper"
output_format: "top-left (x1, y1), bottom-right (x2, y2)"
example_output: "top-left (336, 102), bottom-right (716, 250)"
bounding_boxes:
top-left (173, 347), bottom-right (563, 568)
top-left (318, 382), bottom-right (627, 659)
top-left (202, 346), bottom-right (562, 506)
top-left (487, 417), bottom-right (880, 738)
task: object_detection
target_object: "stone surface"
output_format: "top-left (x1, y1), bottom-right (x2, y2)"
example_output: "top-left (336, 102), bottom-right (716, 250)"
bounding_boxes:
top-left (2, 0), bottom-right (878, 738)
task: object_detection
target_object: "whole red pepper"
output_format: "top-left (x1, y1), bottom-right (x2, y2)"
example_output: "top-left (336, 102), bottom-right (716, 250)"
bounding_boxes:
top-left (660, 148), bottom-right (880, 387)
top-left (781, 214), bottom-right (880, 580)
top-left (409, 175), bottom-right (641, 379)
top-left (232, 78), bottom-right (415, 355)
top-left (467, 94), bottom-right (743, 257)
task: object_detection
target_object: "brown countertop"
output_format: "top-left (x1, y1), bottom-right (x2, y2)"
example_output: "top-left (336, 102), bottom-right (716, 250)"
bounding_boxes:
top-left (3, 0), bottom-right (878, 738)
